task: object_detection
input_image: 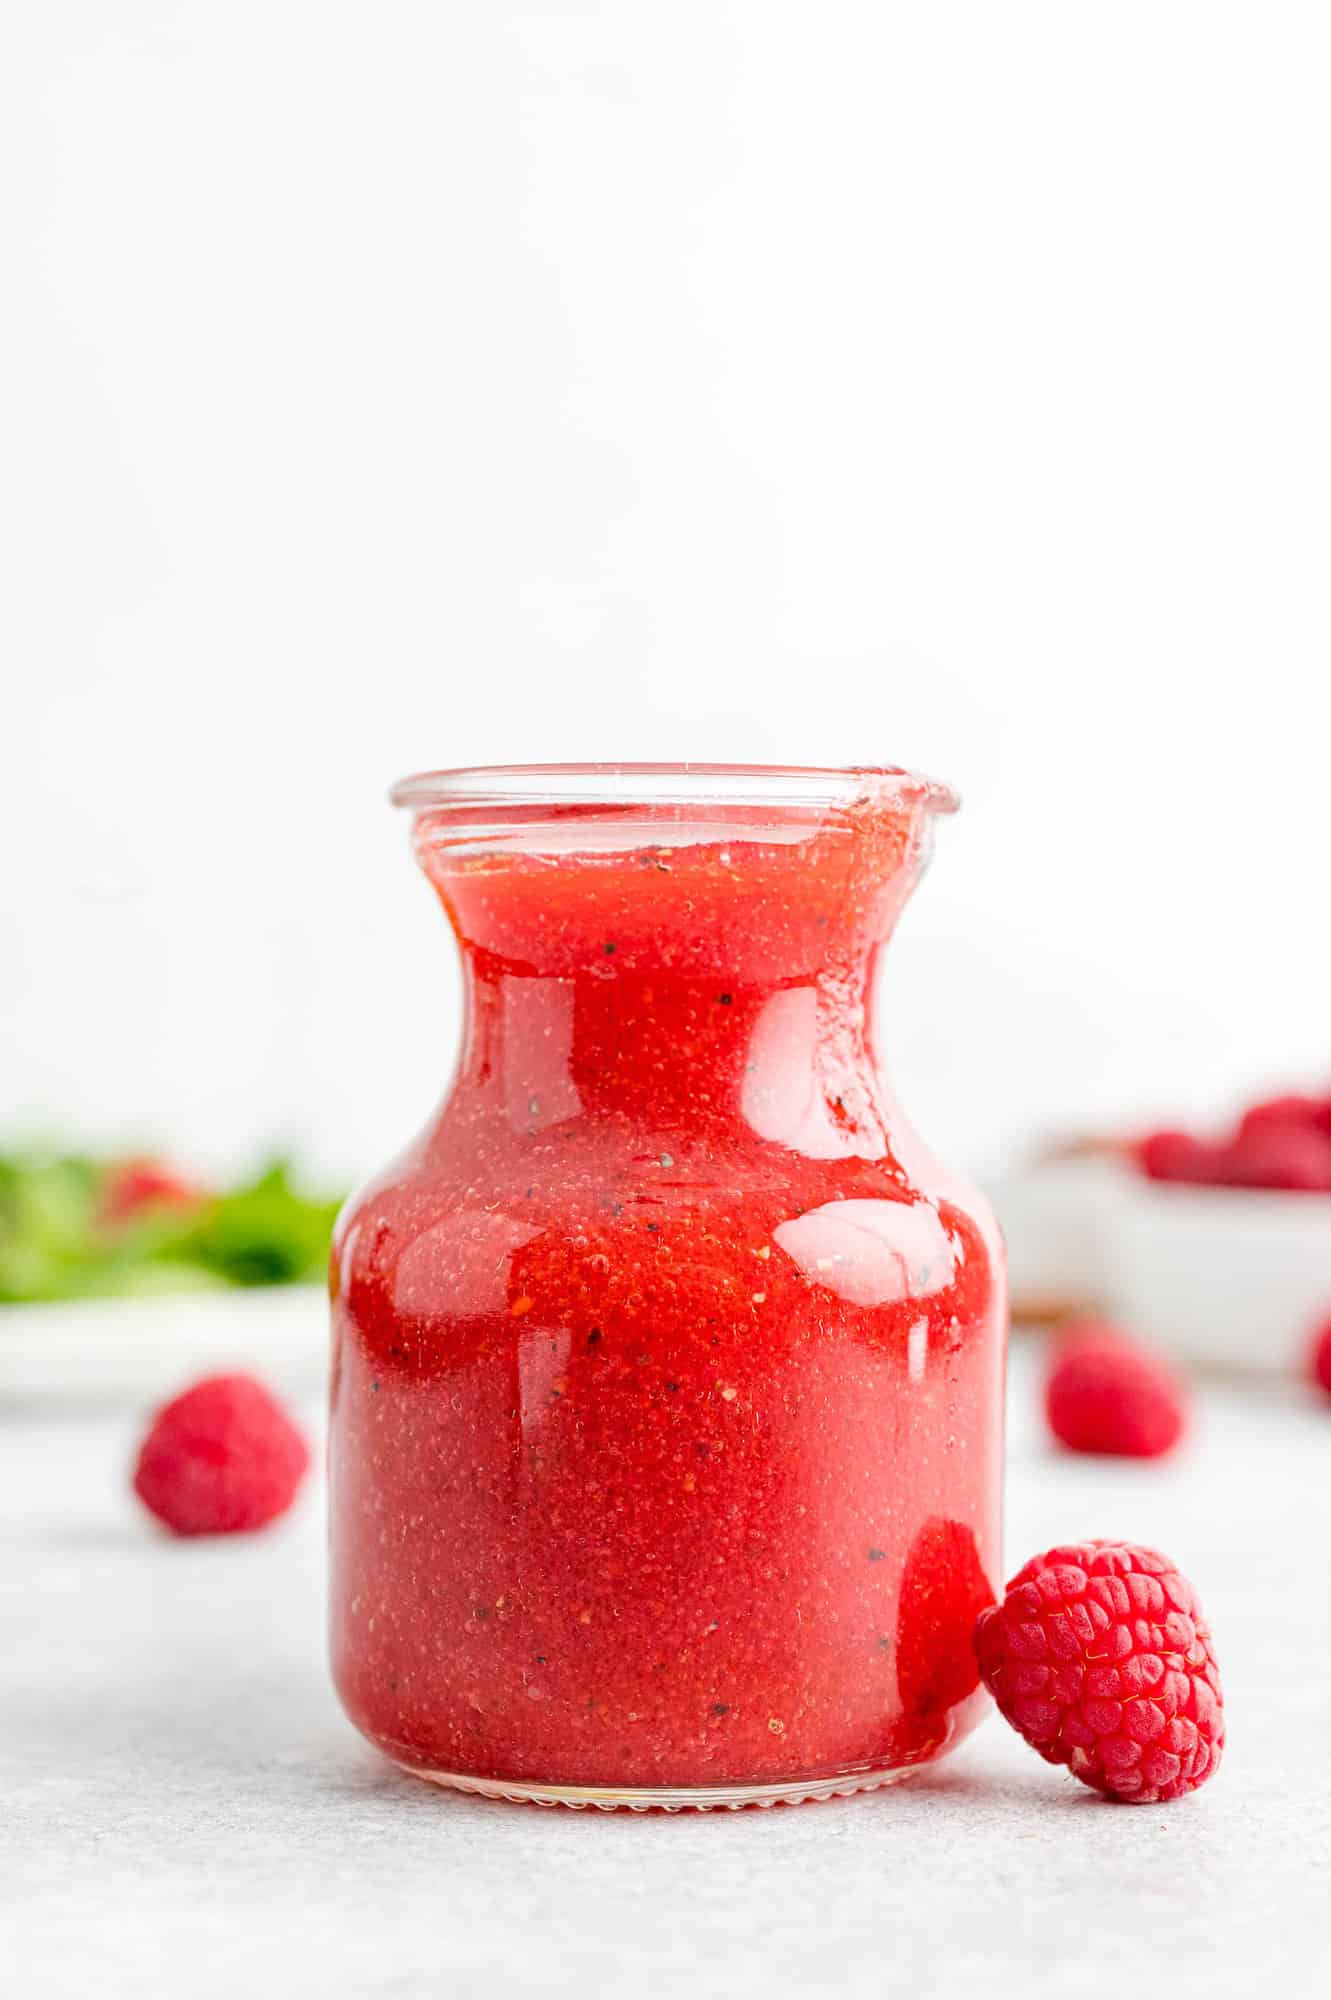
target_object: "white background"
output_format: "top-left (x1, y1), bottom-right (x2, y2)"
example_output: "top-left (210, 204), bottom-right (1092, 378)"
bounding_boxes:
top-left (4, 2), bottom-right (1330, 1189)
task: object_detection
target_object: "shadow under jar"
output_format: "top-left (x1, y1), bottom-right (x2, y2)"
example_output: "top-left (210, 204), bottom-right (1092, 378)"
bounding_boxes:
top-left (330, 764), bottom-right (1006, 1810)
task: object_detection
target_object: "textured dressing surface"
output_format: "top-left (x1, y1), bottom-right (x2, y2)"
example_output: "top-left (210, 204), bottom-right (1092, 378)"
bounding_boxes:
top-left (4, 1336), bottom-right (1327, 2000)
top-left (330, 792), bottom-right (1004, 1794)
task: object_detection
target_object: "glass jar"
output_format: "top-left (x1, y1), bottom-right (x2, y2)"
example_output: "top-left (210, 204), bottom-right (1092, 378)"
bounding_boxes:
top-left (330, 764), bottom-right (1005, 1809)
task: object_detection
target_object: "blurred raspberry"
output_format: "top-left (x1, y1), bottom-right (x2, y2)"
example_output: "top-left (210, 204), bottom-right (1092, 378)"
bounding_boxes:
top-left (1138, 1110), bottom-right (1331, 1191)
top-left (1217, 1125), bottom-right (1331, 1192)
top-left (133, 1373), bottom-right (310, 1535)
top-left (974, 1540), bottom-right (1223, 1803)
top-left (1237, 1093), bottom-right (1331, 1142)
top-left (101, 1156), bottom-right (206, 1225)
top-left (1045, 1322), bottom-right (1187, 1459)
top-left (1137, 1130), bottom-right (1226, 1185)
top-left (1307, 1316), bottom-right (1331, 1401)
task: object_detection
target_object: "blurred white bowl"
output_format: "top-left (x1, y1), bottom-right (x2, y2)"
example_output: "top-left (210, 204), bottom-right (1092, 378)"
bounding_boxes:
top-left (995, 1154), bottom-right (1331, 1373)
top-left (0, 1285), bottom-right (327, 1409)
top-left (1098, 1168), bottom-right (1331, 1375)
top-left (989, 1157), bottom-right (1117, 1323)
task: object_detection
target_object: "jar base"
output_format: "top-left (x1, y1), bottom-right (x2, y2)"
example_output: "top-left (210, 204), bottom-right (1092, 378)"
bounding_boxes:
top-left (391, 1759), bottom-right (922, 1812)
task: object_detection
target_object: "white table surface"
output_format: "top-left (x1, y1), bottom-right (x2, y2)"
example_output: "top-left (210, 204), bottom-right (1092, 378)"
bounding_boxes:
top-left (4, 1335), bottom-right (1327, 2000)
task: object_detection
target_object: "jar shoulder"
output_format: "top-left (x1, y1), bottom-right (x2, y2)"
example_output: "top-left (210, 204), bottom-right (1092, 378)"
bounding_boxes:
top-left (332, 1129), bottom-right (1003, 1338)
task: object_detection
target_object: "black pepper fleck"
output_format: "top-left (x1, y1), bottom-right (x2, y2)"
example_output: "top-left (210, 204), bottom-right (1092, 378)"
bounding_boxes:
top-left (604, 941), bottom-right (616, 955)
top-left (718, 993), bottom-right (732, 1006)
top-left (666, 1381), bottom-right (680, 1393)
top-left (868, 1548), bottom-right (886, 1562)
top-left (587, 1329), bottom-right (602, 1346)
top-left (371, 1380), bottom-right (380, 1393)
top-left (712, 1702), bottom-right (730, 1715)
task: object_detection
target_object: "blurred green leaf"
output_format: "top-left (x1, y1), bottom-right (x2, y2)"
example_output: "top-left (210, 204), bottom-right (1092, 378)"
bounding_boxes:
top-left (170, 1159), bottom-right (343, 1289)
top-left (0, 1147), bottom-right (343, 1305)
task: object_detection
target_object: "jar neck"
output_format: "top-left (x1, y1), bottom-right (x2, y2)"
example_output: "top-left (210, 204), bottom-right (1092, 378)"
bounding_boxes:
top-left (452, 943), bottom-right (894, 1150)
top-left (420, 807), bottom-right (934, 1157)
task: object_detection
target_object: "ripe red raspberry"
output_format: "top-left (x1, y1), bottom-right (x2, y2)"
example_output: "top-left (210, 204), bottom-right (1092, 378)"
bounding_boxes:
top-left (132, 1373), bottom-right (310, 1535)
top-left (1137, 1116), bottom-right (1331, 1191)
top-left (1217, 1125), bottom-right (1331, 1192)
top-left (100, 1155), bottom-right (206, 1224)
top-left (1237, 1092), bottom-right (1331, 1142)
top-left (1137, 1129), bottom-right (1222, 1184)
top-left (1045, 1322), bottom-right (1187, 1459)
top-left (974, 1541), bottom-right (1223, 1802)
top-left (1307, 1315), bottom-right (1331, 1400)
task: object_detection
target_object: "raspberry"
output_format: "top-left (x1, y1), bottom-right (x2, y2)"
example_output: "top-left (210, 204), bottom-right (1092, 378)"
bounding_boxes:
top-left (974, 1541), bottom-right (1223, 1802)
top-left (1045, 1323), bottom-right (1187, 1458)
top-left (1217, 1125), bottom-right (1331, 1192)
top-left (1136, 1130), bottom-right (1230, 1185)
top-left (1137, 1115), bottom-right (1331, 1191)
top-left (100, 1156), bottom-right (205, 1224)
top-left (132, 1373), bottom-right (310, 1535)
top-left (1237, 1093), bottom-right (1331, 1142)
top-left (1139, 1130), bottom-right (1204, 1182)
top-left (1307, 1316), bottom-right (1331, 1400)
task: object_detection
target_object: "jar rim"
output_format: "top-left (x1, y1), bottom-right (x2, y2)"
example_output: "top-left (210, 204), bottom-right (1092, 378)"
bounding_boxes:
top-left (390, 762), bottom-right (959, 816)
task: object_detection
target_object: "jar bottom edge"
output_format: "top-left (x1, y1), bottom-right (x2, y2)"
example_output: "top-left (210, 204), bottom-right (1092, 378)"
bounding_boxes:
top-left (390, 1759), bottom-right (925, 1813)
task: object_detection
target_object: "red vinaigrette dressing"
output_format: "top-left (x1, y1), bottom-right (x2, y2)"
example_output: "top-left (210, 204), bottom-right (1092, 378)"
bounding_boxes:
top-left (330, 768), bottom-right (1005, 1805)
